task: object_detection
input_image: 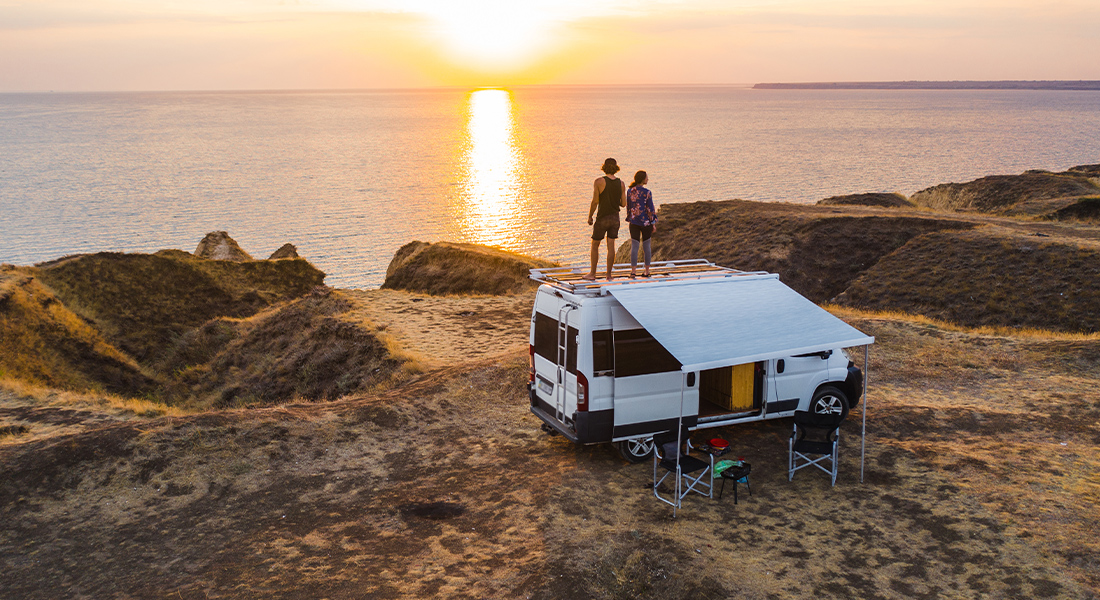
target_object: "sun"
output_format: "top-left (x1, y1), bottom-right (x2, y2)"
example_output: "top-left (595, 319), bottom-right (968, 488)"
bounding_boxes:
top-left (430, 1), bottom-right (556, 70)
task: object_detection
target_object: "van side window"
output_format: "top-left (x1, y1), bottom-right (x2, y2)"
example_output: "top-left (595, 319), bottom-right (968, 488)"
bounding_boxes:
top-left (533, 312), bottom-right (578, 374)
top-left (592, 330), bottom-right (614, 376)
top-left (614, 328), bottom-right (681, 377)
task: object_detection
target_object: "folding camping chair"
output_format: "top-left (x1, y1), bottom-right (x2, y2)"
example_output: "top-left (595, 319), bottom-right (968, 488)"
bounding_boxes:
top-left (788, 411), bottom-right (842, 486)
top-left (653, 427), bottom-right (714, 511)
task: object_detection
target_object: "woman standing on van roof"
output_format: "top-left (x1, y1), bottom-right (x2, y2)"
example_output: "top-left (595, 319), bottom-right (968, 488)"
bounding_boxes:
top-left (626, 170), bottom-right (657, 278)
top-left (584, 158), bottom-right (627, 281)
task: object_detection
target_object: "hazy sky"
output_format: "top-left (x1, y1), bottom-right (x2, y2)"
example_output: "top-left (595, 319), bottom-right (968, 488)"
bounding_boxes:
top-left (2, 0), bottom-right (1099, 91)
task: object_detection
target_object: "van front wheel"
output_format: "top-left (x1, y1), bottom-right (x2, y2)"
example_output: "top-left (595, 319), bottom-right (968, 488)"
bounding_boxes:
top-left (810, 385), bottom-right (849, 421)
top-left (617, 438), bottom-right (655, 463)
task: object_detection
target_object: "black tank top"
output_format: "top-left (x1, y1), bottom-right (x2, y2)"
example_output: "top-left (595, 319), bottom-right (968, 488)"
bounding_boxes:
top-left (597, 176), bottom-right (622, 217)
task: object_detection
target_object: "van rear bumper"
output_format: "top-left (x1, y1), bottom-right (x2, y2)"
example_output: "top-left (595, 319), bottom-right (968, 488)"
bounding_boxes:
top-left (529, 384), bottom-right (613, 445)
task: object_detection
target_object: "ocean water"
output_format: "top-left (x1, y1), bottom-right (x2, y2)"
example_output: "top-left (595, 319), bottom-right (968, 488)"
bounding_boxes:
top-left (2, 86), bottom-right (1099, 288)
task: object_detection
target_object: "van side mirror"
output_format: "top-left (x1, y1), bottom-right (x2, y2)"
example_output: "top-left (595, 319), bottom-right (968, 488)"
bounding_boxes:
top-left (777, 359), bottom-right (785, 374)
top-left (686, 372), bottom-right (696, 387)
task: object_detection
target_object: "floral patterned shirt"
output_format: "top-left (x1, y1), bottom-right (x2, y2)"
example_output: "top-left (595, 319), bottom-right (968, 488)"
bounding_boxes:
top-left (626, 186), bottom-right (657, 226)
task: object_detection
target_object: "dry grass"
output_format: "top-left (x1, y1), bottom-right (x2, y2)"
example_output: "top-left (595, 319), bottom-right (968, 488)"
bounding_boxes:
top-left (643, 200), bottom-right (1100, 334)
top-left (3, 220), bottom-right (1100, 597)
top-left (382, 241), bottom-right (557, 295)
top-left (32, 250), bottom-right (324, 362)
top-left (633, 199), bottom-right (975, 303)
top-left (0, 269), bottom-right (155, 393)
top-left (910, 169), bottom-right (1100, 213)
top-left (836, 227), bottom-right (1100, 334)
top-left (818, 192), bottom-right (914, 208)
top-left (160, 288), bottom-right (420, 410)
top-left (1048, 196), bottom-right (1100, 224)
top-left (825, 304), bottom-right (1100, 341)
top-left (2, 290), bottom-right (1098, 598)
top-left (0, 378), bottom-right (186, 420)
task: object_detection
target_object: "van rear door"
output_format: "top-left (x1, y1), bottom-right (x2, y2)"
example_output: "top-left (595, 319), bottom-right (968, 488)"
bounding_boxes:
top-left (531, 310), bottom-right (579, 423)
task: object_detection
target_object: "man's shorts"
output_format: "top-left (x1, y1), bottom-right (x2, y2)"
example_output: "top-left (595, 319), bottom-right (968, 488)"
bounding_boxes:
top-left (591, 213), bottom-right (620, 240)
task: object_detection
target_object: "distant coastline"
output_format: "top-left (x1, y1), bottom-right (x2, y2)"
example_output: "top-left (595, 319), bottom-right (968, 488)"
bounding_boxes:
top-left (753, 80), bottom-right (1100, 90)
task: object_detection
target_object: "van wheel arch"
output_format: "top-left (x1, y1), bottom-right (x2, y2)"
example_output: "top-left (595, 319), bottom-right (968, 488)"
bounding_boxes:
top-left (810, 385), bottom-right (849, 421)
top-left (617, 438), bottom-right (655, 463)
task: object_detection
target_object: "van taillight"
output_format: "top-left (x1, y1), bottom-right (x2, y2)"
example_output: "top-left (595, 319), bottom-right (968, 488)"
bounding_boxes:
top-left (528, 345), bottom-right (535, 383)
top-left (576, 371), bottom-right (589, 412)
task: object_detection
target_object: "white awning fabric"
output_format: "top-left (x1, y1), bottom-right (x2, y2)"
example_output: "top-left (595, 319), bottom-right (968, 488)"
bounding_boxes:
top-left (607, 275), bottom-right (874, 372)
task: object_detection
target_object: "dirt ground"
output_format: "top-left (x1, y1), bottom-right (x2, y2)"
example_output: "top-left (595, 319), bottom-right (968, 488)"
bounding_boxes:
top-left (1, 289), bottom-right (1098, 599)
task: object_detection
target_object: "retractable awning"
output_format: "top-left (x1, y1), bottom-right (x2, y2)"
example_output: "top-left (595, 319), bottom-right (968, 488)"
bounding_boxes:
top-left (607, 274), bottom-right (874, 372)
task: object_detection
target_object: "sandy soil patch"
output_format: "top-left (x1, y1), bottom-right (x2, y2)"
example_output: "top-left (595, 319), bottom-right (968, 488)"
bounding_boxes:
top-left (341, 289), bottom-right (532, 367)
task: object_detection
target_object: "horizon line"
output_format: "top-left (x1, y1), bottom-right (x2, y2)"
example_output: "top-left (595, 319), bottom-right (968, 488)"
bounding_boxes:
top-left (5, 79), bottom-right (1100, 95)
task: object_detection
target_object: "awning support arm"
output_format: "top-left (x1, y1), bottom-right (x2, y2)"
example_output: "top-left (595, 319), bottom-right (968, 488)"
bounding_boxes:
top-left (860, 344), bottom-right (870, 484)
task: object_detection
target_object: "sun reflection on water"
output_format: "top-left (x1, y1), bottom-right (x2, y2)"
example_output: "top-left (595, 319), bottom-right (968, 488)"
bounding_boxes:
top-left (455, 89), bottom-right (527, 250)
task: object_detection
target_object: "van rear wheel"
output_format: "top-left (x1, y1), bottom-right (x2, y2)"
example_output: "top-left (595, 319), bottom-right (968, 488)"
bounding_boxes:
top-left (617, 438), bottom-right (655, 463)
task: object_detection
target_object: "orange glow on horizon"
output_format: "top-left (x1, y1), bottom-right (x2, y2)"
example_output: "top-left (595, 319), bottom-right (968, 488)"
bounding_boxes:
top-left (2, 0), bottom-right (1099, 91)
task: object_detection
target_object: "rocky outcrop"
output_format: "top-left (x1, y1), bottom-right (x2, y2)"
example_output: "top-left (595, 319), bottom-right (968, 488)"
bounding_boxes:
top-left (818, 192), bottom-right (914, 208)
top-left (382, 241), bottom-right (557, 295)
top-left (268, 243), bottom-right (299, 260)
top-left (195, 231), bottom-right (253, 262)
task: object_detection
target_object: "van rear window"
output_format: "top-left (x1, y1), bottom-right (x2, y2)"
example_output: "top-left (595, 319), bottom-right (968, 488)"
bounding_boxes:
top-left (592, 330), bottom-right (613, 376)
top-left (533, 312), bottom-right (577, 373)
top-left (614, 328), bottom-right (681, 377)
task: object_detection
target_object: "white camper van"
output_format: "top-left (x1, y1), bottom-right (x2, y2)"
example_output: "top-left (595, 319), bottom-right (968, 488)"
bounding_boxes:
top-left (527, 260), bottom-right (871, 462)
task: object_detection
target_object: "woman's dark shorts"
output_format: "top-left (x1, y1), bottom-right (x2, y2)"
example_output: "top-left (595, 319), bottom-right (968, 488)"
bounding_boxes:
top-left (591, 213), bottom-right (620, 240)
top-left (629, 223), bottom-right (654, 241)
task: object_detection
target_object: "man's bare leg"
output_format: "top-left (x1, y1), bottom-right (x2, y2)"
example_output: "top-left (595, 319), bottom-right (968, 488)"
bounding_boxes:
top-left (605, 238), bottom-right (616, 280)
top-left (583, 238), bottom-right (600, 280)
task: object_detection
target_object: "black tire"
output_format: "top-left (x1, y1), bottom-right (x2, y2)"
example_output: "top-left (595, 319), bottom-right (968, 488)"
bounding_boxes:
top-left (810, 385), bottom-right (849, 421)
top-left (617, 438), bottom-right (655, 463)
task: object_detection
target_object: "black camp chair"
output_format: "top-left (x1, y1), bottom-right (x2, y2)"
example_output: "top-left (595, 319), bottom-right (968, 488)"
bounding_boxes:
top-left (788, 411), bottom-right (843, 486)
top-left (653, 427), bottom-right (714, 512)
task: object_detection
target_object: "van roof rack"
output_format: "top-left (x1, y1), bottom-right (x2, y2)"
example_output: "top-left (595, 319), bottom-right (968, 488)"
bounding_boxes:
top-left (529, 259), bottom-right (769, 294)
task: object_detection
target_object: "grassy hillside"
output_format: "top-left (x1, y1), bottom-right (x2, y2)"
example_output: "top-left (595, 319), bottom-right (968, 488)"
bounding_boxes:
top-left (836, 227), bottom-right (1100, 333)
top-left (628, 200), bottom-right (973, 303)
top-left (32, 250), bottom-right (325, 363)
top-left (910, 165), bottom-right (1100, 218)
top-left (0, 268), bottom-right (154, 394)
top-left (160, 288), bottom-right (418, 409)
top-left (634, 200), bottom-right (1100, 334)
top-left (382, 241), bottom-right (557, 295)
top-left (818, 192), bottom-right (914, 208)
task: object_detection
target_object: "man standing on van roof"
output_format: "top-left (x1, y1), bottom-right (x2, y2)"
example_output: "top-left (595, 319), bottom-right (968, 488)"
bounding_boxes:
top-left (584, 158), bottom-right (627, 281)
